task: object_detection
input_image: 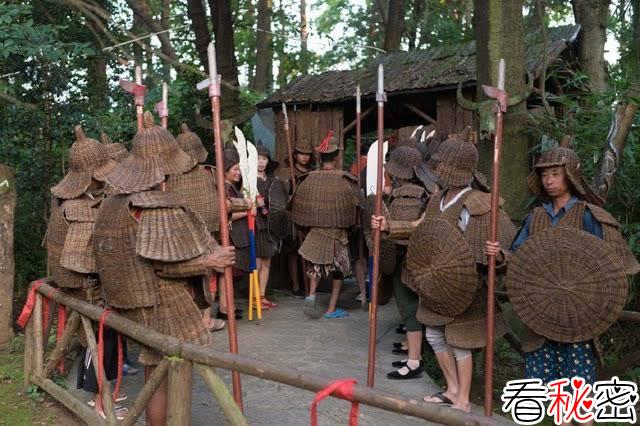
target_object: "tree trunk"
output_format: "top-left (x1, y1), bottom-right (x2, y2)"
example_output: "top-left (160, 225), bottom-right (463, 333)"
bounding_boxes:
top-left (407, 0), bottom-right (424, 50)
top-left (160, 0), bottom-right (172, 79)
top-left (208, 0), bottom-right (241, 119)
top-left (0, 165), bottom-right (16, 347)
top-left (474, 0), bottom-right (529, 219)
top-left (383, 0), bottom-right (406, 52)
top-left (592, 0), bottom-right (640, 200)
top-left (254, 0), bottom-right (273, 93)
top-left (300, 0), bottom-right (309, 74)
top-left (186, 0), bottom-right (212, 71)
top-left (571, 0), bottom-right (609, 94)
top-left (87, 53), bottom-right (107, 112)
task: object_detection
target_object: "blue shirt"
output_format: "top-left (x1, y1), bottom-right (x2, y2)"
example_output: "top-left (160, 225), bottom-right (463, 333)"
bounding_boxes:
top-left (511, 196), bottom-right (603, 252)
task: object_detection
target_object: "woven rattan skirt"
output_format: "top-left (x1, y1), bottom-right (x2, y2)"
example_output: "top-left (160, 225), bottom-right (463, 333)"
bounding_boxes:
top-left (118, 281), bottom-right (210, 365)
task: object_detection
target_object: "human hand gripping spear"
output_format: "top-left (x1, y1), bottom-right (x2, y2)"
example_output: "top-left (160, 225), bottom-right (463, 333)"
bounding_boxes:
top-left (155, 81), bottom-right (169, 129)
top-left (197, 42), bottom-right (244, 410)
top-left (119, 65), bottom-right (146, 131)
top-left (482, 58), bottom-right (508, 417)
top-left (367, 64), bottom-right (386, 387)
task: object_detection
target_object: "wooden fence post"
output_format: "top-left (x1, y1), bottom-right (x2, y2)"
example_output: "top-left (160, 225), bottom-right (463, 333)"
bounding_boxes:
top-left (33, 294), bottom-right (44, 377)
top-left (167, 358), bottom-right (192, 425)
top-left (80, 316), bottom-right (117, 425)
top-left (23, 316), bottom-right (34, 388)
top-left (196, 364), bottom-right (248, 426)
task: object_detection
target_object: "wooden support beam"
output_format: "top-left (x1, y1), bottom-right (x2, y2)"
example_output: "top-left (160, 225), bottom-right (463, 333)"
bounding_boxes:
top-left (402, 102), bottom-right (437, 125)
top-left (343, 105), bottom-right (375, 134)
top-left (31, 375), bottom-right (106, 425)
top-left (81, 316), bottom-right (117, 425)
top-left (196, 364), bottom-right (248, 426)
top-left (121, 359), bottom-right (170, 426)
top-left (167, 358), bottom-right (193, 426)
top-left (23, 315), bottom-right (34, 389)
top-left (43, 311), bottom-right (80, 378)
top-left (33, 294), bottom-right (44, 377)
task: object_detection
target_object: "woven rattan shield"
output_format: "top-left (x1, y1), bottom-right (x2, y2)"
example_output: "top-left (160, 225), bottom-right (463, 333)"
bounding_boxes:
top-left (407, 218), bottom-right (478, 316)
top-left (506, 226), bottom-right (628, 343)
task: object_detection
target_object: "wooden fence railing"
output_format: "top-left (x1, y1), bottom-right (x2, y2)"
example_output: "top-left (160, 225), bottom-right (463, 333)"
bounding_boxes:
top-left (23, 279), bottom-right (508, 426)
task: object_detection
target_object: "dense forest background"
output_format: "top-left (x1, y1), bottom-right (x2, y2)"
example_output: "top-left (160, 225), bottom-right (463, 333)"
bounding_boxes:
top-left (0, 0), bottom-right (638, 323)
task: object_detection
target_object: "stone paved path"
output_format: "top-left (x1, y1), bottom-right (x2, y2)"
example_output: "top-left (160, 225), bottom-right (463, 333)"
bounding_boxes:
top-left (67, 282), bottom-right (498, 425)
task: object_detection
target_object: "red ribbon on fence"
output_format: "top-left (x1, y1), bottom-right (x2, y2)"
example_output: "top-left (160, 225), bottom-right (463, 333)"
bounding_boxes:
top-left (97, 310), bottom-right (124, 406)
top-left (16, 279), bottom-right (45, 329)
top-left (56, 305), bottom-right (67, 374)
top-left (310, 378), bottom-right (359, 426)
top-left (17, 280), bottom-right (68, 374)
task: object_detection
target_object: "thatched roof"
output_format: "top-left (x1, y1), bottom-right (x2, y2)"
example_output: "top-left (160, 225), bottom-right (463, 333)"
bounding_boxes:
top-left (258, 25), bottom-right (580, 108)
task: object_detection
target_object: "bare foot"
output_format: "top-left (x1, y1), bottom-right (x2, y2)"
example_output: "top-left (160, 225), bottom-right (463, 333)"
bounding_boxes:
top-left (451, 401), bottom-right (470, 413)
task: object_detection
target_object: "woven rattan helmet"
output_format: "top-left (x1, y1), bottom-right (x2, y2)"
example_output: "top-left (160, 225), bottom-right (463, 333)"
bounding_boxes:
top-left (432, 133), bottom-right (478, 188)
top-left (506, 226), bottom-right (628, 343)
top-left (315, 131), bottom-right (339, 154)
top-left (385, 146), bottom-right (421, 180)
top-left (295, 137), bottom-right (314, 154)
top-left (100, 132), bottom-right (129, 162)
top-left (105, 112), bottom-right (196, 194)
top-left (528, 146), bottom-right (604, 206)
top-left (51, 126), bottom-right (117, 199)
top-left (407, 218), bottom-right (478, 316)
top-left (176, 123), bottom-right (208, 164)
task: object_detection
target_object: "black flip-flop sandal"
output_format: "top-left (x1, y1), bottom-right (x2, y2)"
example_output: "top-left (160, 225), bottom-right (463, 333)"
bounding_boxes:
top-left (423, 392), bottom-right (454, 405)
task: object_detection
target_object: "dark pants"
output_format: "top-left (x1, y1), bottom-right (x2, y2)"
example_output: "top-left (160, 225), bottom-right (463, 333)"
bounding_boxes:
top-left (77, 328), bottom-right (124, 393)
top-left (393, 249), bottom-right (421, 332)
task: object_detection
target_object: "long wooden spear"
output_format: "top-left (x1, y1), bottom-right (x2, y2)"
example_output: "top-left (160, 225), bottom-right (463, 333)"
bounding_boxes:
top-left (367, 64), bottom-right (386, 387)
top-left (282, 103), bottom-right (297, 192)
top-left (356, 85), bottom-right (362, 186)
top-left (199, 42), bottom-right (244, 410)
top-left (155, 81), bottom-right (169, 129)
top-left (482, 58), bottom-right (507, 417)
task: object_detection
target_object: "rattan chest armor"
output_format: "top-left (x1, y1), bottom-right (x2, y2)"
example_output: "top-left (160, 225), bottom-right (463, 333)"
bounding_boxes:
top-left (165, 165), bottom-right (219, 233)
top-left (529, 202), bottom-right (586, 236)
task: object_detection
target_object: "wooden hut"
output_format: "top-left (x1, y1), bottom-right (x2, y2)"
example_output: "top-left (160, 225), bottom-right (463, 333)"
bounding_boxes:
top-left (256, 25), bottom-right (581, 164)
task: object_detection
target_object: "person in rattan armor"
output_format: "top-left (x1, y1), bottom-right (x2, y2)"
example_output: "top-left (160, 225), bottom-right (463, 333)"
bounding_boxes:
top-left (373, 134), bottom-right (515, 412)
top-left (276, 137), bottom-right (316, 297)
top-left (46, 125), bottom-right (126, 418)
top-left (94, 112), bottom-right (235, 425)
top-left (254, 143), bottom-right (281, 309)
top-left (487, 147), bottom-right (639, 400)
top-left (291, 133), bottom-right (361, 319)
top-left (381, 145), bottom-right (428, 380)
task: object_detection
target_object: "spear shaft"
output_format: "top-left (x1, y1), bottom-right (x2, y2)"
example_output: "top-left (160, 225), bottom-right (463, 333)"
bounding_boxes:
top-left (483, 58), bottom-right (507, 417)
top-left (367, 65), bottom-right (386, 387)
top-left (282, 103), bottom-right (297, 192)
top-left (205, 42), bottom-right (243, 411)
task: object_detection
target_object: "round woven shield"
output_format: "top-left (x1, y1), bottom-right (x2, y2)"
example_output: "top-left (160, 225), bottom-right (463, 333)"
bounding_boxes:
top-left (506, 226), bottom-right (628, 343)
top-left (407, 218), bottom-right (478, 317)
